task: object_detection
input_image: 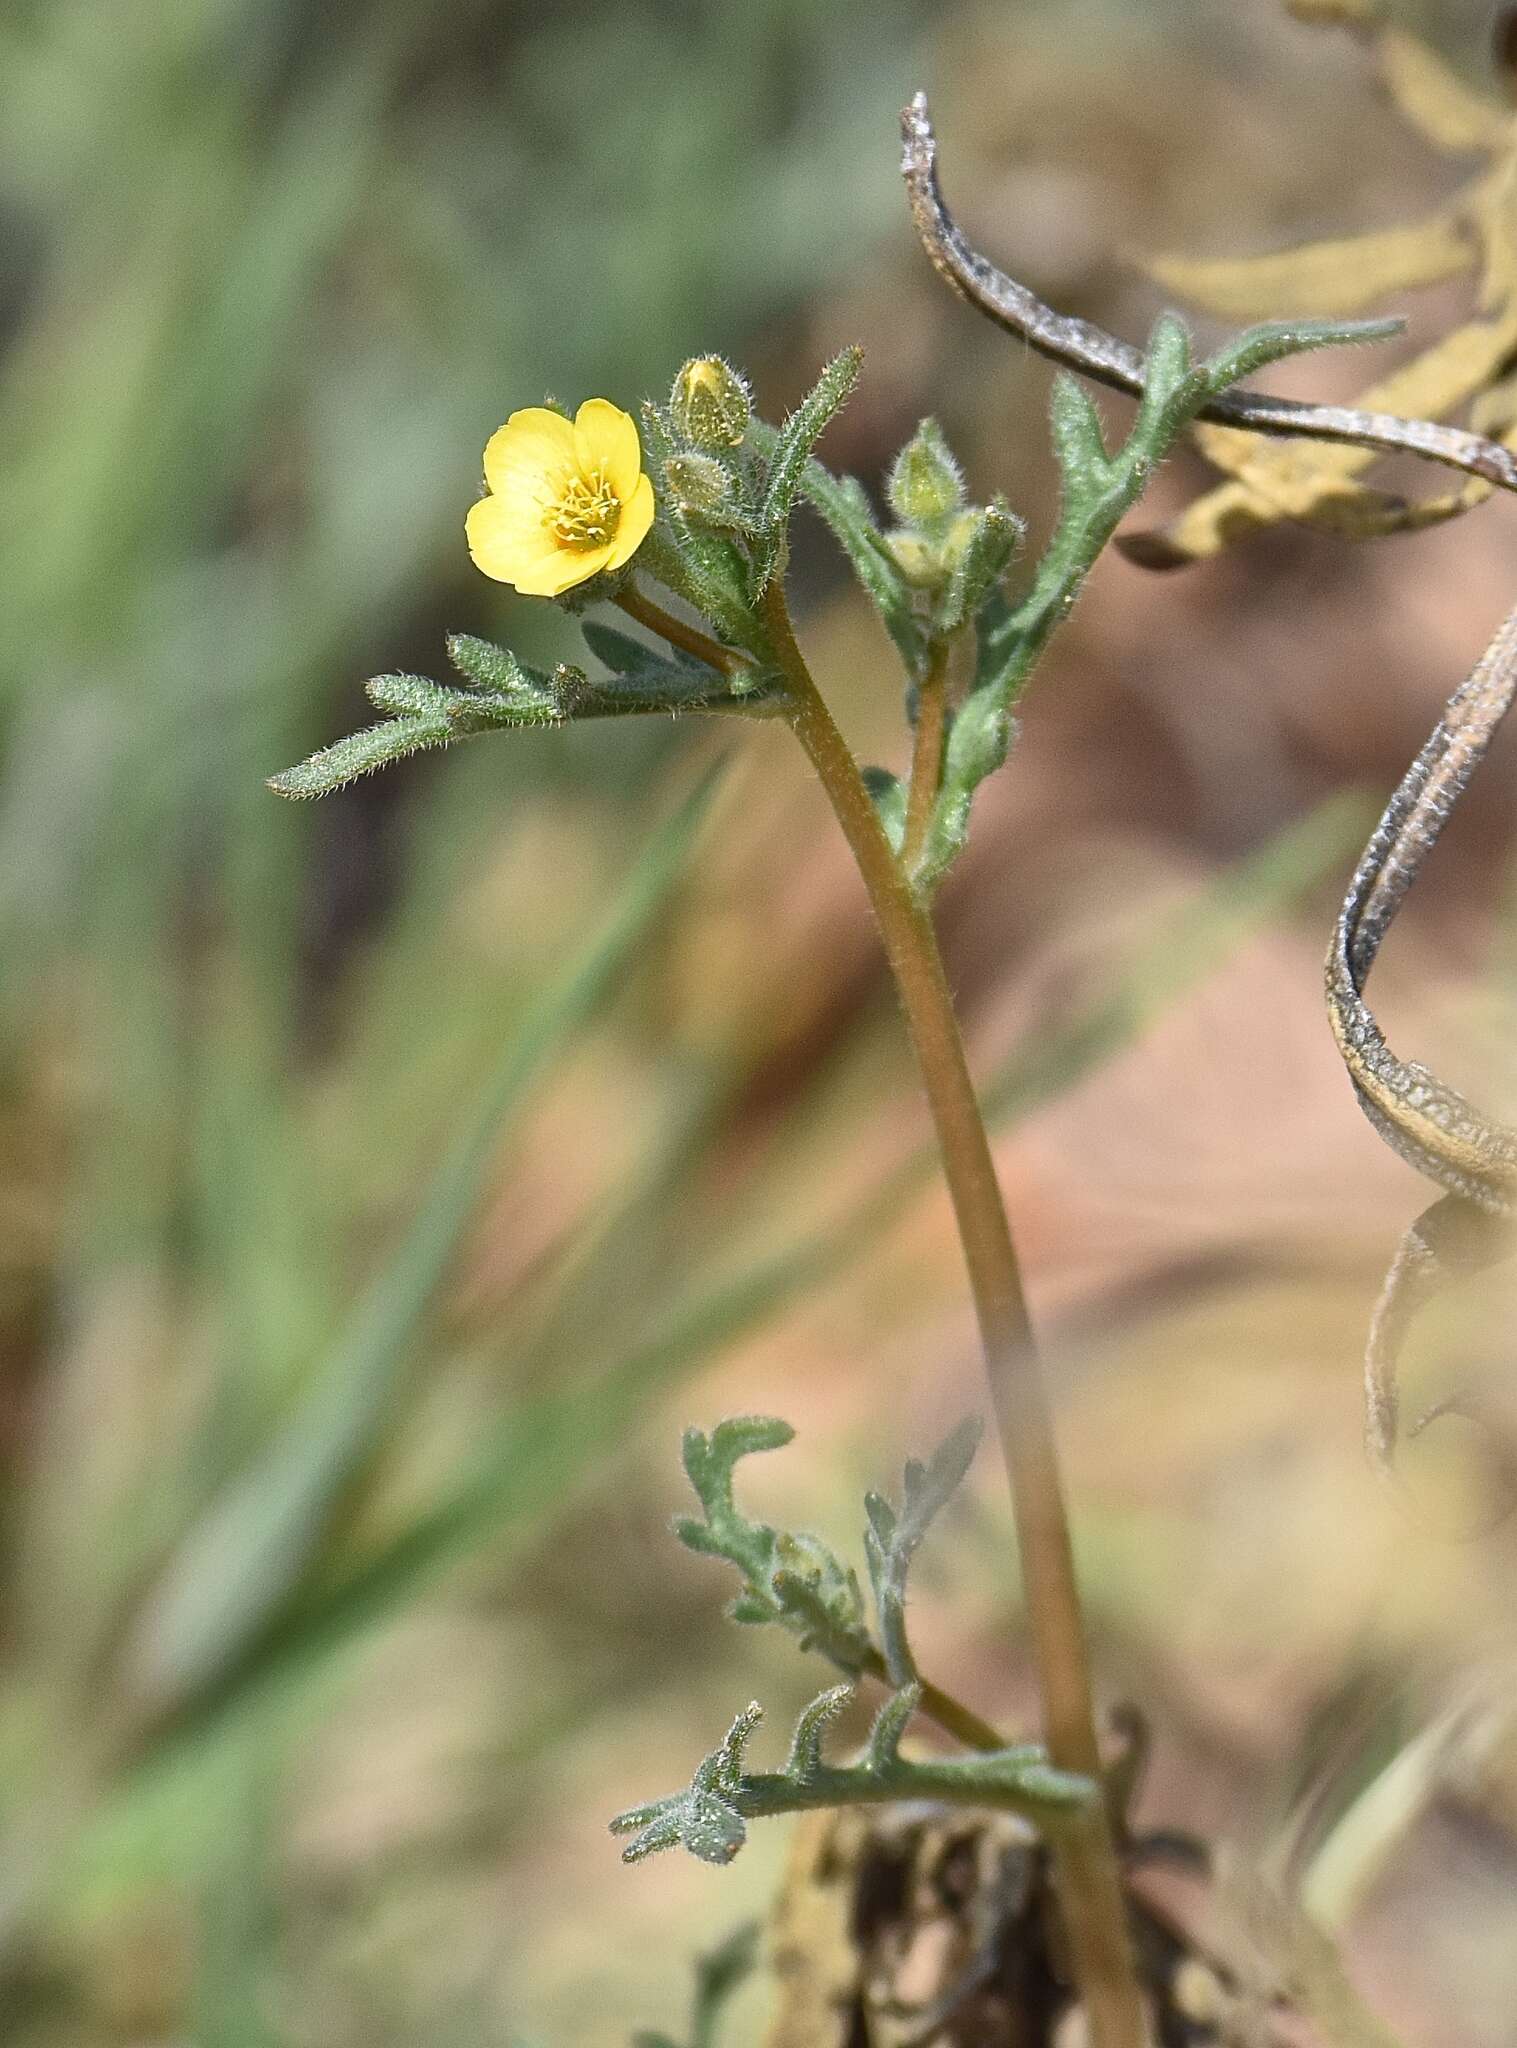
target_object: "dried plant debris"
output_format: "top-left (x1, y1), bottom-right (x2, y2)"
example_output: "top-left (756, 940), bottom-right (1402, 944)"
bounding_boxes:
top-left (1123, 5), bottom-right (1517, 568)
top-left (762, 1806), bottom-right (1331, 2048)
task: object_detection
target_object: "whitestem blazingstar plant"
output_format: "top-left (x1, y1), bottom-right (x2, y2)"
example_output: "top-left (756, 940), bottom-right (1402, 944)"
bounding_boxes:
top-left (269, 109), bottom-right (1447, 2048)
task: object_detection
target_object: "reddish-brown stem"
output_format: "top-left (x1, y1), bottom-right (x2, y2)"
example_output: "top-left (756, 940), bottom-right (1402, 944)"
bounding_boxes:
top-left (901, 633), bottom-right (952, 873)
top-left (758, 577), bottom-right (1147, 2048)
top-left (615, 582), bottom-right (748, 675)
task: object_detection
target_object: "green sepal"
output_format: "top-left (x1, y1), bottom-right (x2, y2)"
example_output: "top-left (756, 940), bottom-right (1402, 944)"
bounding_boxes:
top-left (886, 417), bottom-right (964, 531)
top-left (670, 355), bottom-right (753, 450)
top-left (937, 497), bottom-right (1023, 636)
top-left (639, 519), bottom-right (762, 652)
top-left (664, 450), bottom-right (761, 532)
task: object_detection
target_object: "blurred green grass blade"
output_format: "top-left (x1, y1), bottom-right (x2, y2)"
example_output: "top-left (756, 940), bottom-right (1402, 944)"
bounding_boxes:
top-left (188, 1729), bottom-right (283, 2048)
top-left (116, 767), bottom-right (723, 1722)
top-left (150, 789), bottom-right (1370, 1738)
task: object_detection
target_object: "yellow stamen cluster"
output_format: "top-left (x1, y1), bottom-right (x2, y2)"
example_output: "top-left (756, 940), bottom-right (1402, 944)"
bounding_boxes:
top-left (549, 468), bottom-right (622, 551)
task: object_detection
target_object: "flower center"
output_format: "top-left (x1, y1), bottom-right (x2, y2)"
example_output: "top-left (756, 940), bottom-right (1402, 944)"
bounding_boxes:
top-left (548, 467), bottom-right (622, 551)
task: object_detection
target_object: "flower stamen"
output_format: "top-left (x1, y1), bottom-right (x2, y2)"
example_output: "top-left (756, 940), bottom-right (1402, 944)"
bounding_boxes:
top-left (549, 467), bottom-right (622, 551)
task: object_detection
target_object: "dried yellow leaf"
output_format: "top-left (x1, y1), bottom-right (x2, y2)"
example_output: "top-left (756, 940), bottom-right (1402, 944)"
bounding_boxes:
top-left (1378, 27), bottom-right (1512, 156)
top-left (1127, 6), bottom-right (1517, 567)
top-left (1147, 214), bottom-right (1473, 321)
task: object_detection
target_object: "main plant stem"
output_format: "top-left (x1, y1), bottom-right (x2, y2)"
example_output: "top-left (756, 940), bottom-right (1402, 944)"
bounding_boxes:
top-left (759, 580), bottom-right (1148, 2048)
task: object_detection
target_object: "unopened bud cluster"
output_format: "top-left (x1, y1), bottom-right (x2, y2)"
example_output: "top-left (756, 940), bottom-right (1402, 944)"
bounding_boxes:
top-left (883, 418), bottom-right (1022, 607)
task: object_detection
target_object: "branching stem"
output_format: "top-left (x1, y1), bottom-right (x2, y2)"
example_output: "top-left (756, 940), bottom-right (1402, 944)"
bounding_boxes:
top-left (616, 582), bottom-right (749, 676)
top-left (858, 1645), bottom-right (1002, 1753)
top-left (902, 633), bottom-right (952, 872)
top-left (757, 574), bottom-right (1147, 2048)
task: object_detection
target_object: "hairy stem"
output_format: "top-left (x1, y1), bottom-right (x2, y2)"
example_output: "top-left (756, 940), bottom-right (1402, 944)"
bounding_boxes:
top-left (616, 582), bottom-right (749, 675)
top-left (759, 577), bottom-right (1146, 2048)
top-left (901, 633), bottom-right (952, 871)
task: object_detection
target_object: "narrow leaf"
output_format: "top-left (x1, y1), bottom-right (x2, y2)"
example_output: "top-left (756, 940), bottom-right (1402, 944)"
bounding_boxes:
top-left (267, 716), bottom-right (453, 798)
top-left (757, 347), bottom-right (864, 534)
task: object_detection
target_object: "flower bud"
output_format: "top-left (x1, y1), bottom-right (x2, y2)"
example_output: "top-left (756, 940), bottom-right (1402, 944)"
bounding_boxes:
top-left (671, 356), bottom-right (752, 449)
top-left (884, 529), bottom-right (945, 588)
top-left (664, 449), bottom-right (741, 520)
top-left (886, 419), bottom-right (964, 532)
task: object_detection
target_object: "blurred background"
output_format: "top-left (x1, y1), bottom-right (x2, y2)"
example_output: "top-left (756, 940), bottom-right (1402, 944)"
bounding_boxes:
top-left (5, 0), bottom-right (1517, 2042)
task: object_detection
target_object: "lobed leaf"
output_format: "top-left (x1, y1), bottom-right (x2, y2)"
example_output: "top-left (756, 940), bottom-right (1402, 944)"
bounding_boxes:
top-left (862, 1419), bottom-right (981, 1685)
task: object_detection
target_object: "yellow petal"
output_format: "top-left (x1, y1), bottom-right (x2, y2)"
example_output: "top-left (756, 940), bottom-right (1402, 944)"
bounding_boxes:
top-left (602, 471), bottom-right (655, 573)
top-left (481, 407), bottom-right (577, 500)
top-left (514, 543), bottom-right (614, 598)
top-left (573, 398), bottom-right (642, 501)
top-left (466, 494), bottom-right (563, 588)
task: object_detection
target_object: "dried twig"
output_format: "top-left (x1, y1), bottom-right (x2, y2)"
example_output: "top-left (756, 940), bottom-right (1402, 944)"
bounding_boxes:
top-left (900, 92), bottom-right (1517, 496)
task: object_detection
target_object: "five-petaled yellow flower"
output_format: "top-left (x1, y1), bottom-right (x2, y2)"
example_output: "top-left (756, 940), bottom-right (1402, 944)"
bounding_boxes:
top-left (466, 398), bottom-right (655, 597)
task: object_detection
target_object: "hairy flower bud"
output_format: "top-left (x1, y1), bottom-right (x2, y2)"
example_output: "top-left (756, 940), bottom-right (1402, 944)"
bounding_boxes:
top-left (884, 530), bottom-right (945, 587)
top-left (664, 449), bottom-right (741, 520)
top-left (886, 418), bottom-right (964, 532)
top-left (671, 356), bottom-right (752, 449)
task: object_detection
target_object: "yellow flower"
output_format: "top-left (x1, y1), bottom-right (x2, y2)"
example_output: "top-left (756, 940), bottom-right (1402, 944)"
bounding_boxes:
top-left (465, 398), bottom-right (655, 597)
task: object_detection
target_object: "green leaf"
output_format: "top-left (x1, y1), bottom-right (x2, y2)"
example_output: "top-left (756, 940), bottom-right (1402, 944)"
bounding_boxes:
top-left (691, 1923), bottom-right (762, 2048)
top-left (674, 1416), bottom-right (871, 1669)
top-left (910, 686), bottom-right (1014, 893)
top-left (574, 618), bottom-right (773, 718)
top-left (611, 1686), bottom-right (1089, 1869)
top-left (796, 457), bottom-right (925, 673)
top-left (756, 346), bottom-right (863, 536)
top-left (1048, 373), bottom-right (1110, 484)
top-left (116, 768), bottom-right (724, 1720)
top-left (784, 1684), bottom-right (853, 1782)
top-left (1201, 314), bottom-right (1402, 393)
top-left (865, 1681), bottom-right (921, 1770)
top-left (266, 715), bottom-right (456, 798)
top-left (445, 633), bottom-right (563, 704)
top-left (863, 1419), bottom-right (982, 1686)
top-left (269, 651), bottom-right (567, 797)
